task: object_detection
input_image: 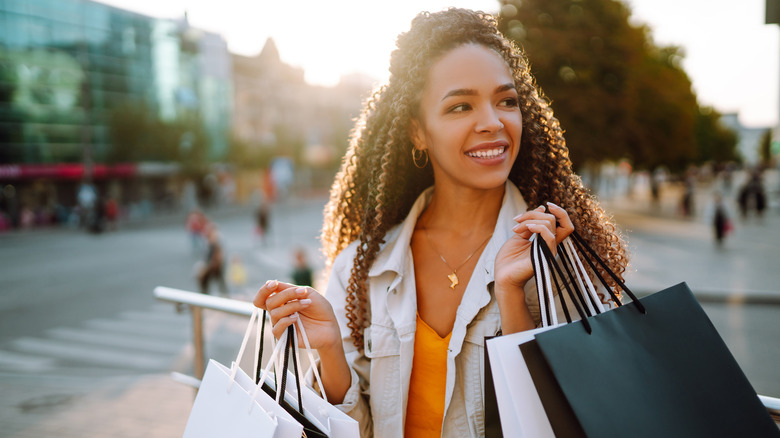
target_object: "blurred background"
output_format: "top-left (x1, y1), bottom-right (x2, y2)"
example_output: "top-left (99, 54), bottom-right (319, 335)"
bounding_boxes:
top-left (0, 0), bottom-right (778, 436)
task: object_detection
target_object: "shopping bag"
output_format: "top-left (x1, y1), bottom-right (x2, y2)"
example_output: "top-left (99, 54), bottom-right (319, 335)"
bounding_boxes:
top-left (256, 314), bottom-right (360, 438)
top-left (526, 231), bottom-right (780, 437)
top-left (485, 325), bottom-right (563, 438)
top-left (183, 308), bottom-right (303, 438)
top-left (533, 282), bottom-right (780, 438)
top-left (484, 233), bottom-right (607, 438)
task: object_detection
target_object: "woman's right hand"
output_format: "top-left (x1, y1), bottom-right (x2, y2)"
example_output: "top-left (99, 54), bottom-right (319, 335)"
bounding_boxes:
top-left (254, 280), bottom-right (341, 350)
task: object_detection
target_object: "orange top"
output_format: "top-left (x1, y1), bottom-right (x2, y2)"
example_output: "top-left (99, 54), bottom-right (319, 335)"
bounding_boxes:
top-left (404, 314), bottom-right (452, 437)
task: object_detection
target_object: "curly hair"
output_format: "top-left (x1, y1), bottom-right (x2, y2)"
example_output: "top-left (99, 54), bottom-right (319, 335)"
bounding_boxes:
top-left (321, 8), bottom-right (628, 349)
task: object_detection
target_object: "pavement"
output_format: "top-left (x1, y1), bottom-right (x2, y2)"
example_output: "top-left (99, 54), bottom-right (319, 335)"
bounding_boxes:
top-left (2, 171), bottom-right (779, 437)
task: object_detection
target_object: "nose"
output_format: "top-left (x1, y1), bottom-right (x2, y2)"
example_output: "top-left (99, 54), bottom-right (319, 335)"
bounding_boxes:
top-left (475, 106), bottom-right (504, 133)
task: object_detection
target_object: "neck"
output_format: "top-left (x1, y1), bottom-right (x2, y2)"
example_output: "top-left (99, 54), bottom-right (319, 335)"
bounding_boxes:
top-left (419, 183), bottom-right (505, 235)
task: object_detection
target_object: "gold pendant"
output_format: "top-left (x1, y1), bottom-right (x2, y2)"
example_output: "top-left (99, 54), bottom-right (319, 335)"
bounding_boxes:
top-left (447, 272), bottom-right (459, 289)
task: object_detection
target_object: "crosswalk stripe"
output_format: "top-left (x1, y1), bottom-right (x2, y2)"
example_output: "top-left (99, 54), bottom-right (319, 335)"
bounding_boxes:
top-left (47, 327), bottom-right (188, 355)
top-left (0, 349), bottom-right (56, 372)
top-left (83, 318), bottom-right (189, 340)
top-left (118, 309), bottom-right (190, 326)
top-left (12, 337), bottom-right (171, 370)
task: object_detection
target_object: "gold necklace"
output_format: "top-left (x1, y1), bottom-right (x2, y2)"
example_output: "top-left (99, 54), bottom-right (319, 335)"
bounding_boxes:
top-left (423, 229), bottom-right (493, 289)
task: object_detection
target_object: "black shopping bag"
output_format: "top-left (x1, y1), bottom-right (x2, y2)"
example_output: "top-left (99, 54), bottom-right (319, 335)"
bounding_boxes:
top-left (523, 229), bottom-right (780, 437)
top-left (484, 335), bottom-right (503, 438)
top-left (531, 282), bottom-right (779, 437)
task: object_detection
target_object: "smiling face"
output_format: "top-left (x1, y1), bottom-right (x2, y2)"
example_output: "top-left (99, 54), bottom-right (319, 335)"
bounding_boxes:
top-left (411, 43), bottom-right (523, 192)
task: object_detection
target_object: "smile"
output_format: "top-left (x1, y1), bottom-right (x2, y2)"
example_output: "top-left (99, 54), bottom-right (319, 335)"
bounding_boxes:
top-left (466, 147), bottom-right (506, 159)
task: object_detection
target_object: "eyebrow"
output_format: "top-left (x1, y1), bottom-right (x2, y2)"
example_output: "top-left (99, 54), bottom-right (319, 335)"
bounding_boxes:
top-left (441, 83), bottom-right (517, 101)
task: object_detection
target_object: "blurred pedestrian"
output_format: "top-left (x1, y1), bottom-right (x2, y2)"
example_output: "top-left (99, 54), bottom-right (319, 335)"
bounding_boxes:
top-left (680, 173), bottom-right (695, 218)
top-left (227, 254), bottom-right (248, 296)
top-left (88, 196), bottom-right (106, 234)
top-left (105, 198), bottom-right (119, 231)
top-left (198, 225), bottom-right (228, 297)
top-left (254, 200), bottom-right (270, 246)
top-left (290, 247), bottom-right (313, 287)
top-left (738, 169), bottom-right (767, 220)
top-left (711, 192), bottom-right (732, 248)
top-left (185, 208), bottom-right (208, 255)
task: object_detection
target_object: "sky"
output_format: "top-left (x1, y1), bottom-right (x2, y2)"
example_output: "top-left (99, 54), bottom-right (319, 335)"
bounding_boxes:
top-left (98, 0), bottom-right (779, 128)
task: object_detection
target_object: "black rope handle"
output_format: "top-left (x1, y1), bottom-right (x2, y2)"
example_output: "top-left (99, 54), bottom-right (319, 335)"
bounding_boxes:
top-left (278, 325), bottom-right (305, 415)
top-left (557, 241), bottom-right (602, 317)
top-left (536, 236), bottom-right (592, 334)
top-left (569, 230), bottom-right (646, 314)
top-left (290, 325), bottom-right (304, 415)
top-left (255, 310), bottom-right (268, 384)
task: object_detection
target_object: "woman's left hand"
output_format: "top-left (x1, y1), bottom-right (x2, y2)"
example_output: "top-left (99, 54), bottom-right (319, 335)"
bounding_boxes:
top-left (494, 202), bottom-right (575, 299)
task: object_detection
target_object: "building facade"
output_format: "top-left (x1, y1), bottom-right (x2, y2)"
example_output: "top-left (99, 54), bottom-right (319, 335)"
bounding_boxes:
top-left (0, 0), bottom-right (232, 228)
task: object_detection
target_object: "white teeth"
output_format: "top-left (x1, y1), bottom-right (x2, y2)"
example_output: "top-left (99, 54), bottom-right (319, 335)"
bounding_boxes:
top-left (467, 147), bottom-right (505, 159)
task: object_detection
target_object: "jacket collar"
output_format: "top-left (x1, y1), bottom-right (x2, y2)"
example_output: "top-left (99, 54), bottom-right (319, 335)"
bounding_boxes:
top-left (367, 181), bottom-right (528, 280)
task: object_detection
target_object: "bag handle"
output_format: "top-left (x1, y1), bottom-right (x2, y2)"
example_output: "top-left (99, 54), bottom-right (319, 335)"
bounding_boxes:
top-left (568, 230), bottom-right (646, 315)
top-left (253, 309), bottom-right (330, 404)
top-left (533, 235), bottom-right (593, 333)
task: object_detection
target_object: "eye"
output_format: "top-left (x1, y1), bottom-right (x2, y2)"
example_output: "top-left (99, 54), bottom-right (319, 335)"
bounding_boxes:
top-left (447, 103), bottom-right (472, 113)
top-left (499, 97), bottom-right (519, 108)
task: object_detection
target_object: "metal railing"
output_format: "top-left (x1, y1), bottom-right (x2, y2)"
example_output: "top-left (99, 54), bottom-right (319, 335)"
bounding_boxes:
top-left (154, 286), bottom-right (780, 423)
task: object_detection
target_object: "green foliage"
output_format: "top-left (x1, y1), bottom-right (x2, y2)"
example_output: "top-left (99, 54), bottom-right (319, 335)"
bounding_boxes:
top-left (759, 128), bottom-right (772, 165)
top-left (695, 107), bottom-right (739, 164)
top-left (499, 0), bottom-right (707, 171)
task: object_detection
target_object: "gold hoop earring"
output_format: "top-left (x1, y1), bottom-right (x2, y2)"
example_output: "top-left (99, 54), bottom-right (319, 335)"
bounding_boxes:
top-left (412, 148), bottom-right (429, 168)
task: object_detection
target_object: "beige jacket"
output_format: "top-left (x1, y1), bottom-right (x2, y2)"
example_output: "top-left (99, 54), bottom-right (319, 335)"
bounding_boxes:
top-left (324, 182), bottom-right (563, 437)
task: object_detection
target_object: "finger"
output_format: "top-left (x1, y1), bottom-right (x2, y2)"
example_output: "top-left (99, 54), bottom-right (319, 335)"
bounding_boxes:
top-left (512, 219), bottom-right (554, 239)
top-left (271, 313), bottom-right (298, 339)
top-left (527, 223), bottom-right (557, 255)
top-left (269, 297), bottom-right (312, 325)
top-left (546, 202), bottom-right (575, 243)
top-left (254, 279), bottom-right (296, 309)
top-left (253, 280), bottom-right (278, 309)
top-left (265, 286), bottom-right (310, 310)
top-left (513, 206), bottom-right (548, 223)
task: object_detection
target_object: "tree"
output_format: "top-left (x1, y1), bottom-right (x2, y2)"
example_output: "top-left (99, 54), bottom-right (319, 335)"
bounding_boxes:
top-left (759, 128), bottom-right (772, 166)
top-left (695, 107), bottom-right (739, 165)
top-left (498, 0), bottom-right (701, 171)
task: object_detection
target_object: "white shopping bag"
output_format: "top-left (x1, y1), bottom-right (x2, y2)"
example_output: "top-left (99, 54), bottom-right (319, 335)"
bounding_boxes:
top-left (265, 320), bottom-right (360, 438)
top-left (485, 325), bottom-right (561, 437)
top-left (183, 308), bottom-right (304, 438)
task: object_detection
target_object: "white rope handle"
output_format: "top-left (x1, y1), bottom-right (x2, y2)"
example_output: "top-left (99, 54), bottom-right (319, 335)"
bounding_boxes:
top-left (563, 238), bottom-right (606, 314)
top-left (229, 307), bottom-right (259, 390)
top-left (294, 314), bottom-right (328, 403)
top-left (532, 234), bottom-right (556, 327)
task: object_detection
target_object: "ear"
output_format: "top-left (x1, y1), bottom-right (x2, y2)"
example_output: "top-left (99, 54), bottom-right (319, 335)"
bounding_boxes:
top-left (409, 118), bottom-right (426, 150)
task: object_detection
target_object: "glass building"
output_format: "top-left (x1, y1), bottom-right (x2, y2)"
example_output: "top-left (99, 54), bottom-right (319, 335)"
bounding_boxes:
top-left (0, 0), bottom-right (232, 227)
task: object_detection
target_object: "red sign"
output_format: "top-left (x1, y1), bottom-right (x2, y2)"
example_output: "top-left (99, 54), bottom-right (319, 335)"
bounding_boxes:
top-left (0, 163), bottom-right (138, 180)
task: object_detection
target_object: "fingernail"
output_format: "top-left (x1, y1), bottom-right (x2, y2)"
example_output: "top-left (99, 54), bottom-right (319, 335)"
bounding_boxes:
top-left (299, 298), bottom-right (312, 306)
top-left (547, 202), bottom-right (560, 209)
top-left (512, 224), bottom-right (522, 232)
top-left (269, 280), bottom-right (278, 289)
top-left (296, 287), bottom-right (308, 297)
top-left (289, 313), bottom-right (298, 320)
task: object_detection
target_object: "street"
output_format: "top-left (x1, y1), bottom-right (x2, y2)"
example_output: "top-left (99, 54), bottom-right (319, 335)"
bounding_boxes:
top-left (0, 184), bottom-right (778, 437)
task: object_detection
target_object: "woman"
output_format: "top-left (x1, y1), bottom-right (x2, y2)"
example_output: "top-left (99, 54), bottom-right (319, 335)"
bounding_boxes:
top-left (255, 8), bottom-right (627, 437)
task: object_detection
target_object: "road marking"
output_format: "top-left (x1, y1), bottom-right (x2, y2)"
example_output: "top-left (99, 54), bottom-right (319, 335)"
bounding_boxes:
top-left (47, 327), bottom-right (187, 355)
top-left (12, 337), bottom-right (171, 370)
top-left (0, 349), bottom-right (56, 372)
